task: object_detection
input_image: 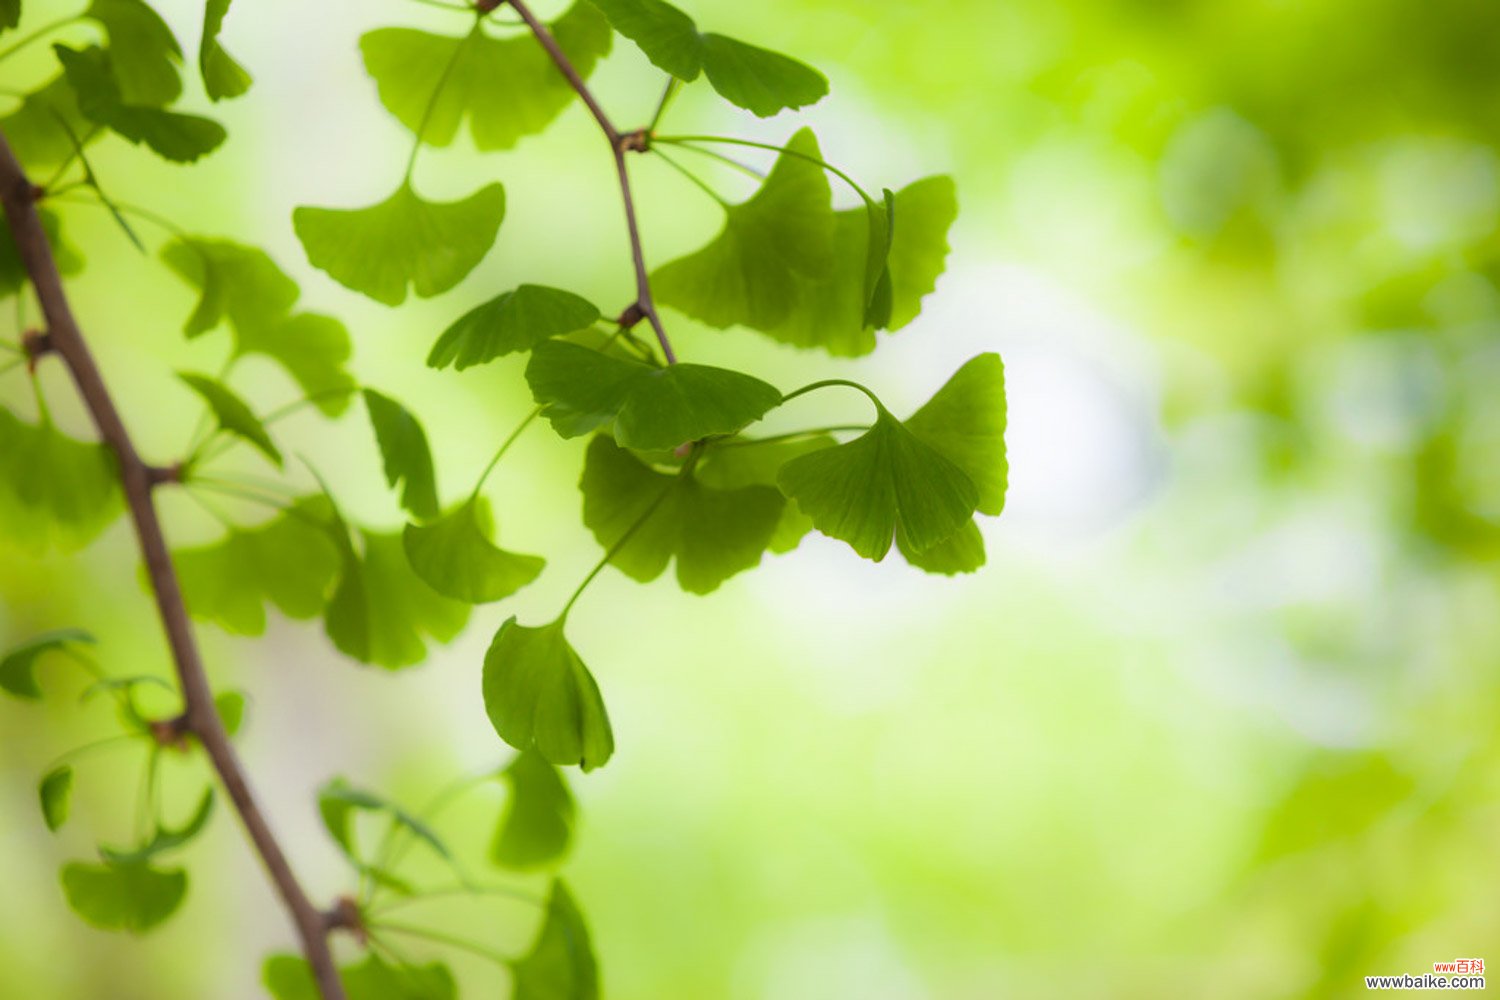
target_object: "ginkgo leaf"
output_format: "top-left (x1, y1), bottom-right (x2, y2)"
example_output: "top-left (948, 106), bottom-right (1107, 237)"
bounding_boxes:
top-left (86, 0), bottom-right (183, 106)
top-left (171, 498), bottom-right (341, 636)
top-left (60, 858), bottom-right (187, 934)
top-left (886, 175), bottom-right (959, 329)
top-left (0, 628), bottom-right (94, 700)
top-left (363, 4), bottom-right (611, 151)
top-left (200, 0), bottom-right (252, 101)
top-left (178, 372), bottom-right (282, 468)
top-left (588, 0), bottom-right (825, 116)
top-left (904, 353), bottom-right (1008, 516)
top-left (100, 790), bottom-right (216, 865)
top-left (402, 499), bottom-right (544, 604)
top-left (264, 954), bottom-right (457, 1000)
top-left (492, 751), bottom-right (575, 870)
top-left (40, 766), bottom-right (74, 832)
top-left (364, 389), bottom-right (439, 521)
top-left (653, 128), bottom-right (835, 331)
top-left (777, 407), bottom-right (978, 561)
top-left (0, 75), bottom-right (96, 172)
top-left (526, 340), bottom-right (781, 449)
top-left (294, 180), bottom-right (506, 306)
top-left (240, 314), bottom-right (357, 416)
top-left (325, 529), bottom-right (471, 670)
top-left (0, 406), bottom-right (122, 552)
top-left (317, 777), bottom-right (451, 868)
top-left (697, 435), bottom-right (837, 554)
top-left (56, 45), bottom-right (225, 163)
top-left (512, 880), bottom-right (599, 1000)
top-left (581, 435), bottom-right (785, 593)
top-left (897, 519), bottom-right (985, 575)
top-left (483, 618), bottom-right (613, 771)
top-left (427, 284), bottom-right (600, 371)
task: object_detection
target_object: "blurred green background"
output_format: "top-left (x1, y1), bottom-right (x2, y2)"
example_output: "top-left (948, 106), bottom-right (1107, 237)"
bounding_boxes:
top-left (3, 0), bottom-right (1498, 997)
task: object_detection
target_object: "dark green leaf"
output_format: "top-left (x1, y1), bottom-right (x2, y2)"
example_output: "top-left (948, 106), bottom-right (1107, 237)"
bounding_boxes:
top-left (402, 499), bottom-right (544, 604)
top-left (200, 0), bottom-right (252, 101)
top-left (586, 0), bottom-right (698, 78)
top-left (427, 284), bottom-right (600, 371)
top-left (512, 880), bottom-right (599, 1000)
top-left (40, 765), bottom-right (73, 832)
top-left (897, 518), bottom-right (985, 575)
top-left (697, 435), bottom-right (837, 554)
top-left (1, 0), bottom-right (18, 31)
top-left (0, 406), bottom-right (122, 552)
top-left (86, 0), bottom-right (183, 106)
top-left (317, 777), bottom-right (451, 867)
top-left (0, 628), bottom-right (94, 700)
top-left (483, 618), bottom-right (613, 771)
top-left (325, 529), bottom-right (471, 670)
top-left (178, 371), bottom-right (282, 467)
top-left (904, 353), bottom-right (1008, 516)
top-left (294, 180), bottom-right (506, 306)
top-left (581, 435), bottom-right (785, 593)
top-left (492, 751), bottom-right (575, 870)
top-left (363, 389), bottom-right (439, 521)
top-left (264, 953), bottom-right (457, 1000)
top-left (362, 4), bottom-right (610, 151)
top-left (60, 858), bottom-right (187, 934)
top-left (56, 45), bottom-right (224, 163)
top-left (101, 789), bottom-right (215, 864)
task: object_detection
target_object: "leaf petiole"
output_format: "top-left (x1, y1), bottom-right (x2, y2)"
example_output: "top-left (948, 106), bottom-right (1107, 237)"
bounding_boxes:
top-left (780, 378), bottom-right (884, 413)
top-left (657, 134), bottom-right (877, 208)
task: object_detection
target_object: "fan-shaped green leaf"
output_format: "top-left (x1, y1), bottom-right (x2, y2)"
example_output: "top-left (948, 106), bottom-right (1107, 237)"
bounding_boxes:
top-left (200, 0), bottom-right (251, 101)
top-left (240, 313), bottom-right (356, 416)
top-left (887, 175), bottom-right (959, 329)
top-left (56, 45), bottom-right (224, 163)
top-left (427, 284), bottom-right (600, 371)
top-left (587, 0), bottom-right (698, 78)
top-left (294, 180), bottom-right (505, 306)
top-left (362, 4), bottom-right (610, 151)
top-left (897, 518), bottom-right (985, 575)
top-left (264, 954), bottom-right (457, 1000)
top-left (363, 389), bottom-right (439, 521)
top-left (325, 529), bottom-right (470, 670)
top-left (0, 76), bottom-right (96, 171)
top-left (698, 435), bottom-right (837, 553)
top-left (178, 372), bottom-right (281, 467)
top-left (581, 435), bottom-right (785, 593)
top-left (904, 353), bottom-right (1008, 516)
top-left (483, 618), bottom-right (613, 771)
top-left (512, 879), bottom-right (599, 1000)
top-left (85, 0), bottom-right (183, 106)
top-left (402, 499), bottom-right (544, 604)
top-left (654, 128), bottom-right (835, 330)
top-left (40, 766), bottom-right (73, 832)
top-left (60, 859), bottom-right (187, 934)
top-left (0, 407), bottom-right (121, 552)
top-left (492, 751), bottom-right (575, 870)
top-left (0, 628), bottom-right (94, 700)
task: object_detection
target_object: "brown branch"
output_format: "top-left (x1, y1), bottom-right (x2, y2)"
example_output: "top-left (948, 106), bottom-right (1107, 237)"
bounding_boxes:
top-left (0, 133), bottom-right (348, 1000)
top-left (507, 0), bottom-right (680, 365)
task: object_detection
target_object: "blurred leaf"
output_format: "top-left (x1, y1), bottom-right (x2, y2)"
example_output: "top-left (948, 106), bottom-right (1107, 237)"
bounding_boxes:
top-left (56, 45), bottom-right (224, 163)
top-left (897, 519), bottom-right (985, 575)
top-left (427, 284), bottom-right (600, 371)
top-left (39, 765), bottom-right (73, 832)
top-left (0, 628), bottom-right (94, 700)
top-left (317, 777), bottom-right (451, 867)
top-left (293, 180), bottom-right (505, 306)
top-left (0, 76), bottom-right (96, 173)
top-left (362, 3), bottom-right (610, 151)
top-left (264, 953), bottom-right (456, 1000)
top-left (200, 0), bottom-right (252, 101)
top-left (697, 435), bottom-right (837, 554)
top-left (214, 689), bottom-right (246, 737)
top-left (483, 618), bottom-right (613, 771)
top-left (526, 340), bottom-right (781, 449)
top-left (1256, 753), bottom-right (1418, 863)
top-left (402, 499), bottom-right (544, 604)
top-left (512, 879), bottom-right (599, 1000)
top-left (325, 529), bottom-right (471, 670)
top-left (654, 128), bottom-right (834, 331)
top-left (589, 0), bottom-right (825, 116)
top-left (178, 371), bottom-right (282, 468)
top-left (363, 389), bottom-right (439, 521)
top-left (240, 314), bottom-right (357, 416)
top-left (101, 789), bottom-right (215, 864)
top-left (0, 0), bottom-right (17, 31)
top-left (581, 435), bottom-right (785, 593)
top-left (60, 858), bottom-right (187, 934)
top-left (904, 353), bottom-right (1008, 516)
top-left (85, 0), bottom-right (183, 106)
top-left (0, 406), bottom-right (122, 552)
top-left (492, 751), bottom-right (575, 870)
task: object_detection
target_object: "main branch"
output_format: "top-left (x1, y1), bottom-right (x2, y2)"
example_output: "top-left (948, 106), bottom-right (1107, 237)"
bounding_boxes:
top-left (507, 0), bottom-right (679, 364)
top-left (0, 133), bottom-right (348, 1000)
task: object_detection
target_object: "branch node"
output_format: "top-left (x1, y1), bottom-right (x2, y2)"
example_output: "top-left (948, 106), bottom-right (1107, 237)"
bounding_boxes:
top-left (616, 302), bottom-right (646, 329)
top-left (21, 328), bottom-right (54, 369)
top-left (475, 0), bottom-right (505, 11)
top-left (618, 128), bottom-right (651, 154)
top-left (149, 712), bottom-right (194, 752)
top-left (145, 463), bottom-right (183, 488)
top-left (325, 896), bottom-right (368, 945)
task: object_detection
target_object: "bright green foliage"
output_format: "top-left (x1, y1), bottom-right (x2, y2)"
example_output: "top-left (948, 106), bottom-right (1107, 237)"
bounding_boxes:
top-left (588, 0), bottom-right (825, 117)
top-left (178, 372), bottom-right (282, 467)
top-left (363, 389), bottom-right (439, 521)
top-left (0, 628), bottom-right (94, 700)
top-left (362, 4), bottom-right (611, 151)
top-left (317, 777), bottom-right (450, 868)
top-left (200, 0), bottom-right (252, 101)
top-left (264, 954), bottom-right (457, 1000)
top-left (240, 314), bottom-right (356, 416)
top-left (60, 858), bottom-right (187, 934)
top-left (402, 499), bottom-right (545, 604)
top-left (696, 435), bottom-right (836, 553)
top-left (483, 618), bottom-right (614, 771)
top-left (512, 879), bottom-right (600, 1000)
top-left (581, 435), bottom-right (784, 593)
top-left (653, 129), bottom-right (835, 331)
top-left (85, 0), bottom-right (183, 106)
top-left (214, 689), bottom-right (246, 736)
top-left (492, 751), bottom-right (575, 870)
top-left (0, 407), bottom-right (122, 552)
top-left (0, 76), bottom-right (96, 169)
top-left (325, 529), bottom-right (471, 670)
top-left (427, 284), bottom-right (600, 371)
top-left (55, 45), bottom-right (225, 163)
top-left (778, 407), bottom-right (978, 561)
top-left (526, 340), bottom-right (781, 449)
top-left (293, 181), bottom-right (506, 306)
top-left (171, 498), bottom-right (341, 636)
top-left (897, 519), bottom-right (985, 575)
top-left (101, 790), bottom-right (215, 864)
top-left (904, 353), bottom-right (1008, 516)
top-left (886, 176), bottom-right (959, 329)
top-left (39, 765), bottom-right (73, 832)
top-left (1, 210), bottom-right (81, 298)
